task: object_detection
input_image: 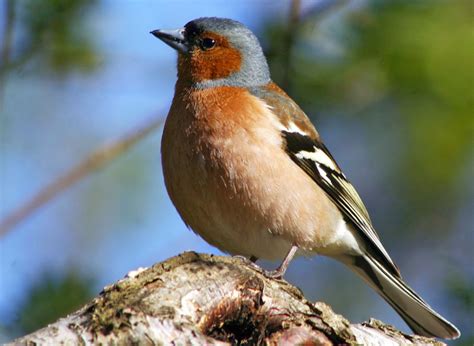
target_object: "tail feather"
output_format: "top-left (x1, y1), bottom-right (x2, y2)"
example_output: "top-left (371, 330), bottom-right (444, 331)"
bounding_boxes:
top-left (343, 255), bottom-right (460, 339)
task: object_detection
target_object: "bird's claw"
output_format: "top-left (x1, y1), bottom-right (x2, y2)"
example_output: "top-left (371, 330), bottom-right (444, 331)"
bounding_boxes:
top-left (233, 255), bottom-right (262, 271)
top-left (262, 268), bottom-right (285, 279)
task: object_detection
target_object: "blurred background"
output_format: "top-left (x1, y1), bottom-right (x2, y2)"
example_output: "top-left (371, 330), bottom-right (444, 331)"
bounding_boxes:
top-left (0, 0), bottom-right (472, 343)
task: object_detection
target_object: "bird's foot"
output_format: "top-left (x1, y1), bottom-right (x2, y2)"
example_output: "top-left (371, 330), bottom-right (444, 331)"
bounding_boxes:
top-left (233, 255), bottom-right (262, 271)
top-left (233, 256), bottom-right (284, 279)
top-left (262, 268), bottom-right (285, 280)
top-left (262, 245), bottom-right (299, 280)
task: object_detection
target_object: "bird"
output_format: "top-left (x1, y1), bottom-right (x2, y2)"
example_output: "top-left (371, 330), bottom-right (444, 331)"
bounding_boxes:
top-left (151, 17), bottom-right (460, 339)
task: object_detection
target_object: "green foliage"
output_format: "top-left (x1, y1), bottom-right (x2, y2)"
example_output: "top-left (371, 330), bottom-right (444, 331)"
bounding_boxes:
top-left (266, 0), bottom-right (473, 213)
top-left (446, 271), bottom-right (474, 313)
top-left (8, 0), bottom-right (99, 74)
top-left (13, 272), bottom-right (94, 336)
top-left (350, 0), bottom-right (473, 205)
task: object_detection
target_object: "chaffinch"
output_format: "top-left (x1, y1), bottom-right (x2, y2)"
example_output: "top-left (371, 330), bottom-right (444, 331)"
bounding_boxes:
top-left (151, 17), bottom-right (460, 339)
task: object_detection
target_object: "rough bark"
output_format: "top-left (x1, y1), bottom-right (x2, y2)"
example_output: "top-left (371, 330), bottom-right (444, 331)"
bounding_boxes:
top-left (8, 252), bottom-right (446, 345)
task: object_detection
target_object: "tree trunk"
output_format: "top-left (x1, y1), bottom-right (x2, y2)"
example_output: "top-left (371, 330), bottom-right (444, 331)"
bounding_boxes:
top-left (8, 252), bottom-right (446, 345)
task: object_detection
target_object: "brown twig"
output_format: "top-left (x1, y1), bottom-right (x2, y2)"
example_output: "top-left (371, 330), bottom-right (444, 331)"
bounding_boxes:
top-left (0, 116), bottom-right (164, 237)
top-left (281, 0), bottom-right (301, 92)
top-left (0, 1), bottom-right (16, 234)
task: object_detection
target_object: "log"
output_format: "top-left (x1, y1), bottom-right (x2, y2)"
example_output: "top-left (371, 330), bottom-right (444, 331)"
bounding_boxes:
top-left (8, 252), bottom-right (446, 345)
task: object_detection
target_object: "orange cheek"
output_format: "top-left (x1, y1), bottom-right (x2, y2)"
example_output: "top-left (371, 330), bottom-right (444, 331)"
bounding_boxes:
top-left (178, 46), bottom-right (242, 83)
top-left (191, 47), bottom-right (242, 81)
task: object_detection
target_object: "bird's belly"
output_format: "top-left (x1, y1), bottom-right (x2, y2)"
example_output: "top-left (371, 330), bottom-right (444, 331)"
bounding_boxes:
top-left (163, 151), bottom-right (293, 260)
top-left (162, 127), bottom-right (342, 261)
top-left (189, 202), bottom-right (294, 260)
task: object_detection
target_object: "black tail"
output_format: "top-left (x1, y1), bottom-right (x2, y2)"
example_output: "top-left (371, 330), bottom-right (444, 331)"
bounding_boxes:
top-left (341, 255), bottom-right (460, 339)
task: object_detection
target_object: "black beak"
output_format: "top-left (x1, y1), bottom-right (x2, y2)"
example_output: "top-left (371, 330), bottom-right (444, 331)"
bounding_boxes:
top-left (150, 28), bottom-right (189, 53)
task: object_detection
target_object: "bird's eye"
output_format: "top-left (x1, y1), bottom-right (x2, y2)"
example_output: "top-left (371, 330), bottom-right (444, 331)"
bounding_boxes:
top-left (200, 38), bottom-right (216, 50)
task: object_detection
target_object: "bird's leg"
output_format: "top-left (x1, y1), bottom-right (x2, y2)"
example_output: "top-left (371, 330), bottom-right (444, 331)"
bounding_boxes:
top-left (264, 245), bottom-right (298, 279)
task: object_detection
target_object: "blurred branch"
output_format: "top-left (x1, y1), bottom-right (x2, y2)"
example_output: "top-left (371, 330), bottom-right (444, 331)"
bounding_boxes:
top-left (7, 252), bottom-right (447, 345)
top-left (279, 0), bottom-right (348, 92)
top-left (0, 0), bottom-right (15, 68)
top-left (281, 0), bottom-right (301, 91)
top-left (0, 0), bottom-right (16, 107)
top-left (0, 116), bottom-right (164, 237)
top-left (300, 0), bottom-right (348, 22)
top-left (0, 42), bottom-right (41, 75)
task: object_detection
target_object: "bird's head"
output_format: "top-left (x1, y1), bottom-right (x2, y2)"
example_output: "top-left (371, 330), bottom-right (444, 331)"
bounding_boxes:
top-left (151, 17), bottom-right (270, 89)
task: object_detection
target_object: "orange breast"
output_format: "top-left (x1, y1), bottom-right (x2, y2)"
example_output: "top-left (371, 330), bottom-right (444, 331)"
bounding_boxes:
top-left (161, 85), bottom-right (341, 259)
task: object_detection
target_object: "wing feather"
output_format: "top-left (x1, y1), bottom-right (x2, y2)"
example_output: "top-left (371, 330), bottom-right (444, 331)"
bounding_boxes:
top-left (282, 130), bottom-right (400, 276)
top-left (249, 83), bottom-right (400, 277)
